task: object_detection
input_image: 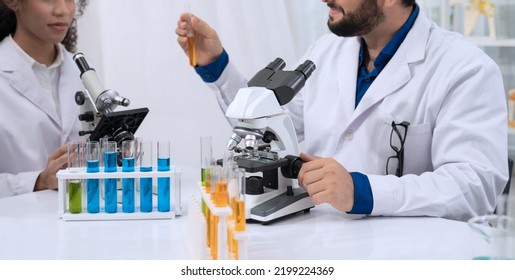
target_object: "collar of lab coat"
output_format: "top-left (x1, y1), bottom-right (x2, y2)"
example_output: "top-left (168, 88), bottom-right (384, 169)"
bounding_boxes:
top-left (347, 10), bottom-right (431, 125)
top-left (0, 38), bottom-right (81, 143)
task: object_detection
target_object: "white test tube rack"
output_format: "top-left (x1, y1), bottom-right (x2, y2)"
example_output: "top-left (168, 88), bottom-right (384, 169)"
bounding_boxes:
top-left (187, 183), bottom-right (248, 260)
top-left (57, 167), bottom-right (182, 221)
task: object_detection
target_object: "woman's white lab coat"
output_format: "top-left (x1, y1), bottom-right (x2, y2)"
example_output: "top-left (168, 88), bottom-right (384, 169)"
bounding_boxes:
top-left (207, 12), bottom-right (508, 221)
top-left (0, 38), bottom-right (83, 198)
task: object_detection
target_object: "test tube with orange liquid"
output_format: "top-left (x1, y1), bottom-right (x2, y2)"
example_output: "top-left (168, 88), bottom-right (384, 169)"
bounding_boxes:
top-left (185, 4), bottom-right (196, 67)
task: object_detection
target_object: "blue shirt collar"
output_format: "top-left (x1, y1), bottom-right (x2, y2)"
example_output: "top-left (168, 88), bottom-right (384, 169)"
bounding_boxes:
top-left (359, 4), bottom-right (419, 69)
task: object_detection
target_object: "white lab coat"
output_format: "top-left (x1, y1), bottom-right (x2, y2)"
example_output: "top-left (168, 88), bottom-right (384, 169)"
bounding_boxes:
top-left (206, 11), bottom-right (508, 221)
top-left (0, 38), bottom-right (84, 198)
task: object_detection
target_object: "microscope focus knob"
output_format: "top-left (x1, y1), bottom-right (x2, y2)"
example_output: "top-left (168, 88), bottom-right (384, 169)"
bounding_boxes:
top-left (281, 155), bottom-right (305, 179)
top-left (78, 111), bottom-right (95, 122)
top-left (246, 176), bottom-right (264, 195)
top-left (262, 131), bottom-right (277, 144)
top-left (75, 91), bottom-right (86, 105)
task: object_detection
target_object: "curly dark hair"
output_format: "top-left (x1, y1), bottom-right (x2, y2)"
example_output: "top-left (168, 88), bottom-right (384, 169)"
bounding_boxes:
top-left (0, 0), bottom-right (88, 53)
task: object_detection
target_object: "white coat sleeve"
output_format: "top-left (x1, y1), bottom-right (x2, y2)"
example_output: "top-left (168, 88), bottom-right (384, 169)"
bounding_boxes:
top-left (205, 61), bottom-right (248, 116)
top-left (0, 171), bottom-right (40, 198)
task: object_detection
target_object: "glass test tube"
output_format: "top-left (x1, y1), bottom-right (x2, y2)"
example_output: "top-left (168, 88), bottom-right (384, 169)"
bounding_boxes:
top-left (185, 3), bottom-right (196, 67)
top-left (157, 140), bottom-right (170, 212)
top-left (227, 162), bottom-right (238, 221)
top-left (209, 165), bottom-right (221, 200)
top-left (99, 137), bottom-right (109, 167)
top-left (212, 166), bottom-right (228, 208)
top-left (104, 141), bottom-right (118, 213)
top-left (200, 135), bottom-right (212, 186)
top-left (174, 167), bottom-right (182, 215)
top-left (67, 141), bottom-right (83, 214)
top-left (85, 141), bottom-right (100, 214)
top-left (122, 140), bottom-right (136, 213)
top-left (235, 167), bottom-right (246, 232)
top-left (139, 139), bottom-right (153, 212)
top-left (200, 135), bottom-right (213, 216)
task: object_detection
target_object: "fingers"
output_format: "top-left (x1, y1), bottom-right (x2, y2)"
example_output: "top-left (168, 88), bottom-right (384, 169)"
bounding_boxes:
top-left (52, 152), bottom-right (69, 171)
top-left (297, 157), bottom-right (355, 212)
top-left (297, 154), bottom-right (324, 188)
top-left (300, 152), bottom-right (320, 162)
top-left (191, 15), bottom-right (209, 34)
top-left (48, 144), bottom-right (67, 160)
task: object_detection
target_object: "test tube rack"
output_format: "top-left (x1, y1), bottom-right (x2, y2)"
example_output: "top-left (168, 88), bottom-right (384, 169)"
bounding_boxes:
top-left (187, 184), bottom-right (248, 260)
top-left (57, 167), bottom-right (182, 221)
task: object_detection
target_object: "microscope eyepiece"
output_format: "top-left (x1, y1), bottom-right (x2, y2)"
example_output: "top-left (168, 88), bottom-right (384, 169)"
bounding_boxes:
top-left (73, 53), bottom-right (92, 74)
top-left (295, 60), bottom-right (316, 80)
top-left (266, 58), bottom-right (286, 71)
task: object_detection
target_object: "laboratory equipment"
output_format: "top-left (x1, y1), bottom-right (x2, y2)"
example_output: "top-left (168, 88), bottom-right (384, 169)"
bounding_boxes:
top-left (468, 194), bottom-right (515, 259)
top-left (200, 135), bottom-right (213, 186)
top-left (187, 163), bottom-right (249, 260)
top-left (57, 168), bottom-right (181, 221)
top-left (122, 140), bottom-right (136, 213)
top-left (85, 141), bottom-right (100, 213)
top-left (157, 140), bottom-right (171, 212)
top-left (67, 141), bottom-right (83, 214)
top-left (223, 58), bottom-right (316, 223)
top-left (104, 141), bottom-right (118, 213)
top-left (185, 4), bottom-right (196, 66)
top-left (72, 53), bottom-right (149, 154)
top-left (139, 139), bottom-right (153, 213)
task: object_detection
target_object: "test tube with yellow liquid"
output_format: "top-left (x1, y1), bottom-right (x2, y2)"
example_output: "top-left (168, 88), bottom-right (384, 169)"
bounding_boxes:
top-left (185, 4), bottom-right (196, 67)
top-left (214, 182), bottom-right (228, 208)
top-left (225, 164), bottom-right (244, 259)
top-left (233, 167), bottom-right (246, 232)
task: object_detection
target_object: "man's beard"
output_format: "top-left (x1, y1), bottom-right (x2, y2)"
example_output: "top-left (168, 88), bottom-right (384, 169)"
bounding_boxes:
top-left (327, 0), bottom-right (385, 37)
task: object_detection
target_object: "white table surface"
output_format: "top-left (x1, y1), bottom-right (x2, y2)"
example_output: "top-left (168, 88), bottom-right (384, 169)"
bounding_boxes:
top-left (0, 166), bottom-right (487, 260)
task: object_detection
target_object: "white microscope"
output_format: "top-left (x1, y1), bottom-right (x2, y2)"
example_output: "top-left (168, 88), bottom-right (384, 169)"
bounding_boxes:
top-left (225, 58), bottom-right (316, 224)
top-left (73, 53), bottom-right (149, 148)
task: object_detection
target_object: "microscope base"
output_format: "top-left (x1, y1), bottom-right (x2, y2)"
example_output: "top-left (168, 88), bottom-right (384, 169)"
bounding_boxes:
top-left (248, 188), bottom-right (314, 224)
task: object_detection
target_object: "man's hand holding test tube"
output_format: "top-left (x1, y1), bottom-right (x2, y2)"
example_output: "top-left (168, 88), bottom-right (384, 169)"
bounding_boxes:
top-left (175, 7), bottom-right (224, 67)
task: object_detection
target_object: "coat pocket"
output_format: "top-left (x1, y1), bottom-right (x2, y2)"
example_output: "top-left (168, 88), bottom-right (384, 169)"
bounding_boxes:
top-left (382, 116), bottom-right (433, 175)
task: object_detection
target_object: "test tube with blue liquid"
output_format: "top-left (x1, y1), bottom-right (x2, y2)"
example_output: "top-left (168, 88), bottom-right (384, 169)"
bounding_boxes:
top-left (67, 141), bottom-right (83, 214)
top-left (157, 140), bottom-right (171, 212)
top-left (139, 139), bottom-right (153, 212)
top-left (104, 141), bottom-right (118, 213)
top-left (85, 141), bottom-right (100, 213)
top-left (122, 140), bottom-right (136, 213)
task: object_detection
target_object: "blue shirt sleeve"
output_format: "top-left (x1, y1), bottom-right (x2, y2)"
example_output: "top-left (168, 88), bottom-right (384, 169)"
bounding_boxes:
top-left (348, 172), bottom-right (373, 214)
top-left (194, 49), bottom-right (229, 83)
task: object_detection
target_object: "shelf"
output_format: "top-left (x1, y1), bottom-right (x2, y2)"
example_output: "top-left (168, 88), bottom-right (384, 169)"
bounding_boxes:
top-left (466, 37), bottom-right (515, 47)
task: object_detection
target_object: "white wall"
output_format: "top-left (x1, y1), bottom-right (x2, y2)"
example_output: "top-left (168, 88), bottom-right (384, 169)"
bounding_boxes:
top-left (76, 0), bottom-right (328, 168)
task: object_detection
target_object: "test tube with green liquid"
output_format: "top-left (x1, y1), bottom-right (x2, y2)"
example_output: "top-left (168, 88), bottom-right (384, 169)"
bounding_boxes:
top-left (67, 141), bottom-right (83, 214)
top-left (200, 135), bottom-right (213, 215)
